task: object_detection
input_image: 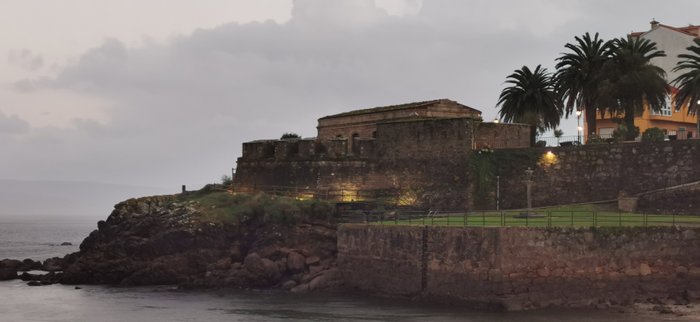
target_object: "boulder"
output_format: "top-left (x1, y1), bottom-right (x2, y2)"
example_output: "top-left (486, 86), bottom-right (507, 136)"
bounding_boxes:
top-left (43, 257), bottom-right (66, 272)
top-left (282, 280), bottom-right (297, 290)
top-left (0, 259), bottom-right (22, 270)
top-left (0, 267), bottom-right (17, 281)
top-left (287, 252), bottom-right (306, 273)
top-left (19, 259), bottom-right (42, 271)
top-left (243, 253), bottom-right (265, 277)
top-left (305, 256), bottom-right (320, 266)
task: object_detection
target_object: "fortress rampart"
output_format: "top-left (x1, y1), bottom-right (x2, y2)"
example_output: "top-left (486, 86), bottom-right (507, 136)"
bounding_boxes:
top-left (234, 98), bottom-right (700, 212)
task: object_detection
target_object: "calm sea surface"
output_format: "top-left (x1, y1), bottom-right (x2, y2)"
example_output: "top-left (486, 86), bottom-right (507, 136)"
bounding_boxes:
top-left (0, 217), bottom-right (677, 321)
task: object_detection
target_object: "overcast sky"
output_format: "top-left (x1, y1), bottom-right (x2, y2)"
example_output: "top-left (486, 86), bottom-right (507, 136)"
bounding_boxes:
top-left (2, 0), bottom-right (699, 189)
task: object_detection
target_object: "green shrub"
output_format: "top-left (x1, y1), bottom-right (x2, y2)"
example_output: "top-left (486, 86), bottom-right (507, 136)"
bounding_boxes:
top-left (586, 134), bottom-right (608, 145)
top-left (280, 132), bottom-right (301, 140)
top-left (641, 127), bottom-right (665, 142)
top-left (612, 124), bottom-right (639, 141)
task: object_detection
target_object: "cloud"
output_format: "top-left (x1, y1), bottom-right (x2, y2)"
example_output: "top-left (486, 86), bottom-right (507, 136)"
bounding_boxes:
top-left (0, 112), bottom-right (30, 134)
top-left (7, 49), bottom-right (44, 71)
top-left (5, 0), bottom-right (700, 187)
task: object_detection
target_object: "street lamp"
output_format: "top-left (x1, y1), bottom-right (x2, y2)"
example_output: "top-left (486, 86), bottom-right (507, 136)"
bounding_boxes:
top-left (576, 110), bottom-right (582, 143)
top-left (524, 167), bottom-right (534, 215)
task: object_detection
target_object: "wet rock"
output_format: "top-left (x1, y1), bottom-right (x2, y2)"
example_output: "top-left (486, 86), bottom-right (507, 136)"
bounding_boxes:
top-left (27, 281), bottom-right (41, 286)
top-left (282, 280), bottom-right (297, 290)
top-left (653, 305), bottom-right (673, 314)
top-left (243, 253), bottom-right (265, 277)
top-left (43, 257), bottom-right (66, 272)
top-left (305, 256), bottom-right (320, 266)
top-left (19, 259), bottom-right (42, 271)
top-left (58, 193), bottom-right (338, 290)
top-left (290, 282), bottom-right (310, 294)
top-left (0, 267), bottom-right (18, 281)
top-left (287, 252), bottom-right (306, 273)
top-left (60, 242), bottom-right (72, 246)
top-left (0, 259), bottom-right (22, 270)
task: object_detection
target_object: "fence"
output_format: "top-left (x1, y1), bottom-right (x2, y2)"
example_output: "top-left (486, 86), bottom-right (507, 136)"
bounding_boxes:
top-left (340, 209), bottom-right (700, 227)
top-left (535, 135), bottom-right (583, 147)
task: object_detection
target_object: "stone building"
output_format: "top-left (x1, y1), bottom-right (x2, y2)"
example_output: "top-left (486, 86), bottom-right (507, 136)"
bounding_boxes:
top-left (235, 98), bottom-right (700, 211)
top-left (317, 99), bottom-right (481, 152)
top-left (235, 98), bottom-right (531, 209)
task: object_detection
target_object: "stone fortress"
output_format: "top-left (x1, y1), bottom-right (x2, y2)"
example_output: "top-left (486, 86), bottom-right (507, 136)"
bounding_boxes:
top-left (234, 99), bottom-right (700, 212)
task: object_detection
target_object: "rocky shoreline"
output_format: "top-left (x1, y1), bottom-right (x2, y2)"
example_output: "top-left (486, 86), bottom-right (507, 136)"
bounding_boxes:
top-left (1, 187), bottom-right (342, 293)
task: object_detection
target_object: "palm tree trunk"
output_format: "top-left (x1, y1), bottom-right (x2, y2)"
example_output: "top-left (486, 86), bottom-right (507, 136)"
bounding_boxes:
top-left (585, 108), bottom-right (597, 138)
top-left (530, 126), bottom-right (537, 146)
top-left (624, 108), bottom-right (636, 141)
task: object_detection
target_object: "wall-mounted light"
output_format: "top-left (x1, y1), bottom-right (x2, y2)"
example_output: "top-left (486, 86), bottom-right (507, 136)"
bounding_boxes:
top-left (576, 110), bottom-right (582, 117)
top-left (539, 150), bottom-right (559, 167)
top-left (493, 118), bottom-right (500, 124)
top-left (577, 126), bottom-right (583, 132)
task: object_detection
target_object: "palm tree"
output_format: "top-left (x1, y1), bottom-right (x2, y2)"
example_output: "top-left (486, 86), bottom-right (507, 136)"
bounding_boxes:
top-left (497, 65), bottom-right (563, 145)
top-left (672, 38), bottom-right (700, 138)
top-left (597, 37), bottom-right (669, 140)
top-left (555, 32), bottom-right (610, 138)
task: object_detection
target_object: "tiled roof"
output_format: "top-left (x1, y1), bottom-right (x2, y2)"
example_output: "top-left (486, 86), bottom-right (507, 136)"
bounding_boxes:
top-left (632, 24), bottom-right (700, 38)
top-left (319, 99), bottom-right (480, 119)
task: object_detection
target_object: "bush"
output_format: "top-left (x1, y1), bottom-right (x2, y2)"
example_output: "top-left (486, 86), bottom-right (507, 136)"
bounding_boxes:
top-left (280, 132), bottom-right (301, 140)
top-left (586, 134), bottom-right (608, 145)
top-left (641, 127), bottom-right (665, 142)
top-left (221, 174), bottom-right (232, 186)
top-left (612, 124), bottom-right (640, 141)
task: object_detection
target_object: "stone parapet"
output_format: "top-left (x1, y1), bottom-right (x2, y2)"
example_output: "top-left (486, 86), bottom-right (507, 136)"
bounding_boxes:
top-left (338, 225), bottom-right (700, 310)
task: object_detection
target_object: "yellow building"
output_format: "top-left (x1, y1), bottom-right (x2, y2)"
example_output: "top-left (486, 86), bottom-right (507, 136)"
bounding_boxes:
top-left (595, 93), bottom-right (697, 140)
top-left (588, 21), bottom-right (699, 140)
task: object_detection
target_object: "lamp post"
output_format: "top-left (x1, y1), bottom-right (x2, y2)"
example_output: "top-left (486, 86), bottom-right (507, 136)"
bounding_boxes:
top-left (524, 167), bottom-right (534, 215)
top-left (576, 110), bottom-right (582, 144)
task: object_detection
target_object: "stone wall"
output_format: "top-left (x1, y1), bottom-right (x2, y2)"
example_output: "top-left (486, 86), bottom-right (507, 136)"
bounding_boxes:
top-left (338, 225), bottom-right (700, 310)
top-left (237, 121), bottom-right (699, 211)
top-left (637, 182), bottom-right (700, 215)
top-left (236, 119), bottom-right (529, 209)
top-left (491, 140), bottom-right (700, 209)
top-left (375, 118), bottom-right (475, 161)
top-left (316, 99), bottom-right (481, 142)
top-left (474, 122), bottom-right (531, 149)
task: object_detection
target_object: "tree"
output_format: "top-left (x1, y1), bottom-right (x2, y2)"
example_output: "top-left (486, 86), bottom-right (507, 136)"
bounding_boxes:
top-left (597, 37), bottom-right (669, 141)
top-left (497, 65), bottom-right (563, 145)
top-left (280, 132), bottom-right (301, 140)
top-left (555, 32), bottom-right (610, 138)
top-left (672, 38), bottom-right (700, 138)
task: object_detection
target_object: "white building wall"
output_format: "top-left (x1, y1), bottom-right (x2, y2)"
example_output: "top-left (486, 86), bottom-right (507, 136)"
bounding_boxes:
top-left (640, 26), bottom-right (697, 83)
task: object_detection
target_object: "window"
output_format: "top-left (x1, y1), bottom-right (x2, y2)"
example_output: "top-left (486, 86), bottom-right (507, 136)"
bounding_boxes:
top-left (599, 127), bottom-right (614, 138)
top-left (651, 96), bottom-right (672, 116)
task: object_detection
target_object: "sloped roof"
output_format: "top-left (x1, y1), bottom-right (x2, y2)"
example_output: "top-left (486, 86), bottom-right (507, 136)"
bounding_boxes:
top-left (319, 99), bottom-right (481, 120)
top-left (631, 23), bottom-right (700, 38)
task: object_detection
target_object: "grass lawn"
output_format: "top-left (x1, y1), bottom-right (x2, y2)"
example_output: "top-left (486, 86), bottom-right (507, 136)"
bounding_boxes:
top-left (371, 203), bottom-right (700, 227)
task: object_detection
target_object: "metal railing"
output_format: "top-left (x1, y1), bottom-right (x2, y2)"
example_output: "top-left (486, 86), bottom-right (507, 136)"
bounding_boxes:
top-left (340, 209), bottom-right (700, 227)
top-left (535, 135), bottom-right (583, 147)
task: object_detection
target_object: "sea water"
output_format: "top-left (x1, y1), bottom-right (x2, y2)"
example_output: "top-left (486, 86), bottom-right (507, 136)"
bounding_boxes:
top-left (0, 216), bottom-right (678, 322)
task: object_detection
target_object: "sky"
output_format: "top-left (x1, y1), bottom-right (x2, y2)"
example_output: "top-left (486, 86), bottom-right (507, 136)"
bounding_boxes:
top-left (2, 0), bottom-right (700, 190)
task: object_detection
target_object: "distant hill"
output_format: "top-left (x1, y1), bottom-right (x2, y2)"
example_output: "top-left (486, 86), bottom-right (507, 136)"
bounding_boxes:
top-left (0, 179), bottom-right (174, 219)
